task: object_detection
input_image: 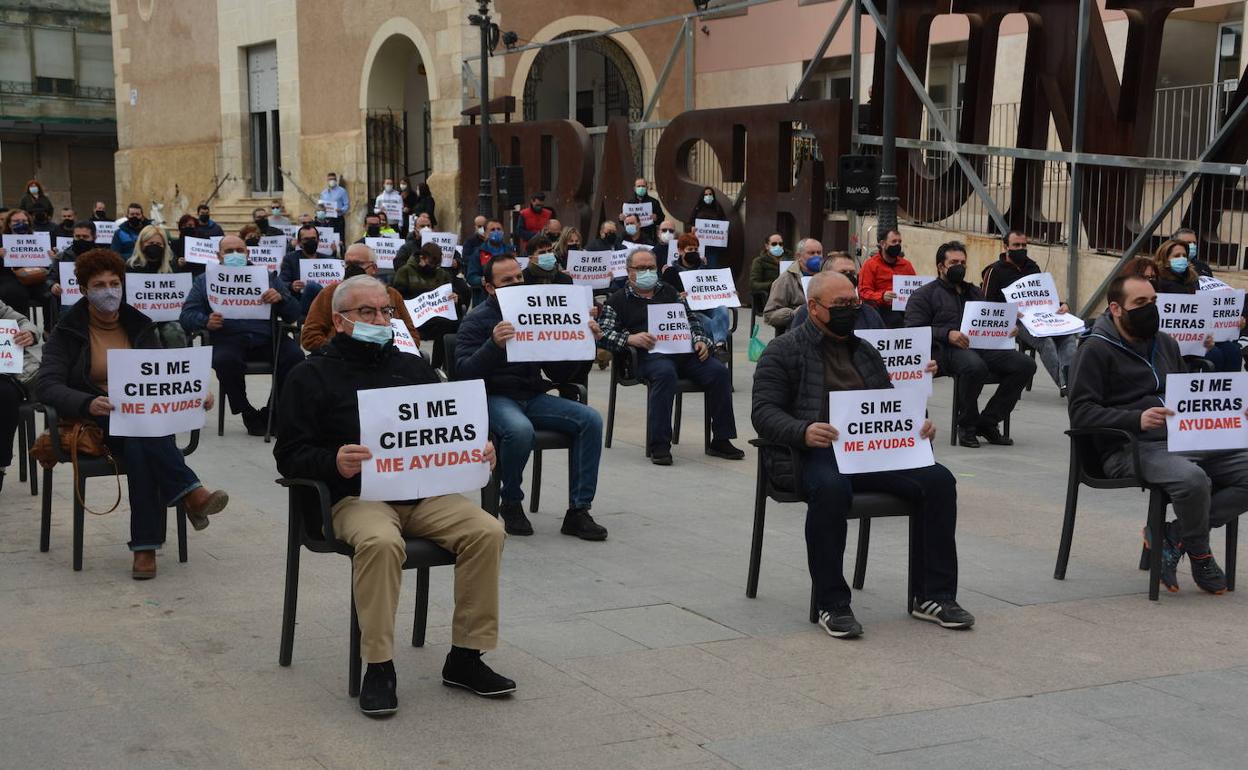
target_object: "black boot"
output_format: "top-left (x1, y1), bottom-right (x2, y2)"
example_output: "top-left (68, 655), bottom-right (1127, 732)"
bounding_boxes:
top-left (561, 508), bottom-right (608, 541)
top-left (442, 647), bottom-right (516, 697)
top-left (359, 660), bottom-right (398, 717)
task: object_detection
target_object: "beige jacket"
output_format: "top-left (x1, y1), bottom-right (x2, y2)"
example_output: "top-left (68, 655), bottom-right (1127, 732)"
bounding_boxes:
top-left (763, 259), bottom-right (807, 328)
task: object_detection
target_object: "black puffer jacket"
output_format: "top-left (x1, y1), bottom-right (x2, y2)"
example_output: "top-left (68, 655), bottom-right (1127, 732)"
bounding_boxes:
top-left (274, 334), bottom-right (442, 504)
top-left (751, 320), bottom-right (892, 488)
top-left (37, 300), bottom-right (160, 420)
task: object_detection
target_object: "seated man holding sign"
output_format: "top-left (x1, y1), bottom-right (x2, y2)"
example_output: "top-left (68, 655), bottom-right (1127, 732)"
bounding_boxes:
top-left (905, 242), bottom-right (1036, 449)
top-left (752, 272), bottom-right (972, 638)
top-left (598, 248), bottom-right (744, 465)
top-left (1069, 275), bottom-right (1248, 594)
top-left (455, 254), bottom-right (608, 540)
top-left (301, 244), bottom-right (419, 352)
top-left (275, 275), bottom-right (513, 714)
top-left (181, 236), bottom-right (303, 436)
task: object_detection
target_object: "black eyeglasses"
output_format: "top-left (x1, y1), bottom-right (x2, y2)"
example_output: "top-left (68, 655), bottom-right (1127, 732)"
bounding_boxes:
top-left (814, 299), bottom-right (861, 311)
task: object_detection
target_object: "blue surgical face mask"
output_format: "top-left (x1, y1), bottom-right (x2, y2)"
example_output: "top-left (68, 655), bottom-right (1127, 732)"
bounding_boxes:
top-left (625, 223), bottom-right (638, 237)
top-left (488, 230), bottom-right (504, 244)
top-left (703, 194), bottom-right (714, 205)
top-left (1188, 243), bottom-right (1198, 259)
top-left (769, 244), bottom-right (784, 257)
top-left (804, 255), bottom-right (823, 274)
top-left (348, 318), bottom-right (394, 346)
top-left (1169, 257), bottom-right (1189, 275)
top-left (536, 252), bottom-right (557, 271)
top-left (634, 269), bottom-right (659, 291)
top-left (10, 221), bottom-right (30, 234)
top-left (223, 252), bottom-right (248, 267)
top-left (635, 186), bottom-right (647, 197)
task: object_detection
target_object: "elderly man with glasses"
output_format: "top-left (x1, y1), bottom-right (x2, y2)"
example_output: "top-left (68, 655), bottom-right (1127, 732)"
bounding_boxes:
top-left (300, 243), bottom-right (420, 351)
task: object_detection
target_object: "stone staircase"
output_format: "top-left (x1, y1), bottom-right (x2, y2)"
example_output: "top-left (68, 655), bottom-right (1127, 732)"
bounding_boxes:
top-left (207, 198), bottom-right (277, 235)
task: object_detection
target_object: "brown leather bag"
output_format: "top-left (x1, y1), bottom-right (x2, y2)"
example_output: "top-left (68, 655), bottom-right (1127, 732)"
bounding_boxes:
top-left (30, 419), bottom-right (122, 515)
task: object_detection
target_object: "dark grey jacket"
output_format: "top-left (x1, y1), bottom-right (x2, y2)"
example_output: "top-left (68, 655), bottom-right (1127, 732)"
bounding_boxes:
top-left (1068, 311), bottom-right (1186, 451)
top-left (904, 277), bottom-right (983, 352)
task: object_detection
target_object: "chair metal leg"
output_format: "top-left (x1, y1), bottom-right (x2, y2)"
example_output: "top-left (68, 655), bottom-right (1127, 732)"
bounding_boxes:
top-left (949, 376), bottom-right (959, 447)
top-left (530, 449), bottom-right (542, 514)
top-left (604, 375), bottom-right (617, 448)
top-left (703, 395), bottom-right (711, 452)
top-left (907, 513), bottom-right (919, 613)
top-left (40, 466), bottom-right (53, 552)
top-left (481, 469), bottom-right (499, 517)
top-left (1147, 492), bottom-right (1165, 601)
top-left (1004, 413), bottom-right (1011, 440)
top-left (852, 517), bottom-right (871, 590)
top-left (746, 453), bottom-right (768, 598)
top-left (808, 586), bottom-right (817, 624)
top-left (348, 587), bottom-right (362, 697)
top-left (25, 410), bottom-right (38, 496)
top-left (17, 413), bottom-right (27, 484)
top-left (264, 370), bottom-right (276, 444)
top-left (413, 567), bottom-right (430, 647)
top-left (278, 511), bottom-right (301, 667)
top-left (217, 383), bottom-right (226, 436)
top-left (673, 392), bottom-right (683, 445)
top-left (1054, 450), bottom-right (1081, 580)
top-left (1226, 517), bottom-right (1238, 592)
top-left (72, 475), bottom-right (85, 571)
top-left (176, 506), bottom-right (188, 563)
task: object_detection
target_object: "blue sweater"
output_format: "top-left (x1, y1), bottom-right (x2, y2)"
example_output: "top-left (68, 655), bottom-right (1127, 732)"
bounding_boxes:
top-left (180, 269), bottom-right (300, 339)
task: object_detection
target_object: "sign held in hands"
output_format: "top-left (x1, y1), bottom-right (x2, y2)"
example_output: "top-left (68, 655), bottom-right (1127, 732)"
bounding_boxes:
top-left (680, 268), bottom-right (738, 310)
top-left (891, 275), bottom-right (935, 312)
top-left (648, 303), bottom-right (694, 355)
top-left (127, 273), bottom-right (192, 322)
top-left (827, 388), bottom-right (935, 474)
top-left (107, 347), bottom-right (212, 437)
top-left (404, 284), bottom-right (458, 327)
top-left (960, 301), bottom-right (1018, 350)
top-left (1157, 292), bottom-right (1213, 357)
top-left (2, 233), bottom-right (51, 267)
top-left (495, 284), bottom-right (596, 362)
top-left (207, 264), bottom-right (270, 320)
top-left (856, 327), bottom-right (933, 395)
top-left (1166, 372), bottom-right (1248, 452)
top-left (0, 320), bottom-right (21, 374)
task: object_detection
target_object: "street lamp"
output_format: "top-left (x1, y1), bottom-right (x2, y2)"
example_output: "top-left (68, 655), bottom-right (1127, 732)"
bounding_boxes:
top-left (468, 1), bottom-right (497, 218)
top-left (876, 0), bottom-right (899, 236)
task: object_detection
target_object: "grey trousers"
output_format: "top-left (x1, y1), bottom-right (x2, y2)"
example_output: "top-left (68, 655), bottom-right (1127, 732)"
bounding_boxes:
top-left (1103, 441), bottom-right (1248, 551)
top-left (1017, 326), bottom-right (1078, 388)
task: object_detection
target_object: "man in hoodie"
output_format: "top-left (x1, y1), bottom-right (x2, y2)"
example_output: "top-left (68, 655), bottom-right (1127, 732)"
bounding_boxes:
top-left (192, 204), bottom-right (225, 239)
top-left (752, 270), bottom-right (972, 638)
top-left (279, 224), bottom-right (331, 318)
top-left (858, 228), bottom-right (916, 328)
top-left (109, 203), bottom-right (150, 260)
top-left (982, 230), bottom-right (1079, 395)
top-left (905, 241), bottom-right (1035, 448)
top-left (1068, 274), bottom-right (1247, 594)
top-left (274, 274), bottom-right (513, 716)
top-left (454, 254), bottom-right (608, 541)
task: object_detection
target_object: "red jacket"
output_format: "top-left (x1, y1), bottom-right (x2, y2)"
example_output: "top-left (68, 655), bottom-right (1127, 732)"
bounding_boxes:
top-left (858, 251), bottom-right (916, 308)
top-left (516, 206), bottom-right (553, 251)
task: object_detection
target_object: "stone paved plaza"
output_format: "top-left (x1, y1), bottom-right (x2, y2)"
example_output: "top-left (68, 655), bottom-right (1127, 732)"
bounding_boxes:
top-left (3, 324), bottom-right (1247, 769)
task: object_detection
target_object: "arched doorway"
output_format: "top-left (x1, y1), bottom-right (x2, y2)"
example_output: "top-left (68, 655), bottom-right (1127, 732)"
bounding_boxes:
top-left (522, 32), bottom-right (643, 125)
top-left (363, 34), bottom-right (432, 201)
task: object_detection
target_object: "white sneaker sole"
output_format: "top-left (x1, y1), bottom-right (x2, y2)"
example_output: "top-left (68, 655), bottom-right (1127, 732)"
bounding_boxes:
top-left (818, 618), bottom-right (862, 639)
top-left (442, 678), bottom-right (516, 697)
top-left (910, 609), bottom-right (974, 629)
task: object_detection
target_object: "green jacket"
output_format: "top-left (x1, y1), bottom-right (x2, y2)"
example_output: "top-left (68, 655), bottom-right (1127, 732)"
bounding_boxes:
top-left (393, 264), bottom-right (454, 299)
top-left (749, 247), bottom-right (788, 293)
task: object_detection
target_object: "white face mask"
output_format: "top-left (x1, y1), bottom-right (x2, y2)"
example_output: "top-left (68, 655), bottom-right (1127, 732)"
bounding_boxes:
top-left (383, 184), bottom-right (393, 193)
top-left (476, 226), bottom-right (485, 237)
top-left (327, 179), bottom-right (337, 188)
top-left (658, 231), bottom-right (674, 244)
top-left (29, 186), bottom-right (40, 196)
top-left (399, 183), bottom-right (408, 191)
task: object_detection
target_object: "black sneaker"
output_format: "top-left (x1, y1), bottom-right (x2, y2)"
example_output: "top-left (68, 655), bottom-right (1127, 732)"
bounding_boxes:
top-left (1189, 551), bottom-right (1228, 595)
top-left (975, 423), bottom-right (1013, 446)
top-left (817, 604), bottom-right (862, 639)
top-left (358, 660), bottom-right (398, 717)
top-left (499, 501), bottom-right (533, 536)
top-left (911, 598), bottom-right (975, 629)
top-left (706, 439), bottom-right (745, 460)
top-left (241, 409), bottom-right (267, 437)
top-left (1142, 523), bottom-right (1183, 592)
top-left (442, 647), bottom-right (516, 697)
top-left (650, 445), bottom-right (673, 466)
top-left (561, 508), bottom-right (607, 541)
top-left (957, 428), bottom-right (980, 448)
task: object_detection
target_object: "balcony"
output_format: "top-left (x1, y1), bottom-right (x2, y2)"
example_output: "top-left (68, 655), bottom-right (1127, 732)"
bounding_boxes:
top-left (0, 79), bottom-right (115, 103)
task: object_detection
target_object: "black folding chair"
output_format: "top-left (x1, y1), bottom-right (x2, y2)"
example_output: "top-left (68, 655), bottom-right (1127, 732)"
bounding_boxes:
top-left (17, 397), bottom-right (39, 495)
top-left (946, 371), bottom-right (1012, 447)
top-left (749, 290), bottom-right (768, 330)
top-left (1054, 427), bottom-right (1238, 600)
top-left (194, 308), bottom-right (288, 442)
top-left (276, 478), bottom-right (455, 697)
top-left (442, 333), bottom-right (587, 515)
top-left (603, 347), bottom-right (711, 456)
top-left (34, 404), bottom-right (197, 571)
top-left (745, 438), bottom-right (919, 621)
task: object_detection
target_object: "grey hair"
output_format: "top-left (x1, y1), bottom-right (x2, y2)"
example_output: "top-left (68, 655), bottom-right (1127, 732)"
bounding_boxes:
top-left (332, 275), bottom-right (386, 314)
top-left (625, 247), bottom-right (656, 269)
top-left (1172, 227), bottom-right (1197, 240)
top-left (794, 238), bottom-right (809, 256)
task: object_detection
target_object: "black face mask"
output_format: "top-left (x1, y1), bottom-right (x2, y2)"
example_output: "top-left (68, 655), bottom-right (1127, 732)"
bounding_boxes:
top-left (198, 214), bottom-right (210, 224)
top-left (841, 271), bottom-right (859, 287)
top-left (884, 243), bottom-right (903, 259)
top-left (61, 218), bottom-right (74, 229)
top-left (344, 264), bottom-right (368, 279)
top-left (681, 252), bottom-right (701, 266)
top-left (180, 227), bottom-right (195, 237)
top-left (1123, 302), bottom-right (1160, 339)
top-left (366, 225), bottom-right (381, 237)
top-left (244, 237), bottom-right (260, 247)
top-left (300, 238), bottom-right (319, 254)
top-left (1007, 248), bottom-right (1027, 264)
top-left (945, 264), bottom-right (967, 284)
top-left (255, 217), bottom-right (269, 230)
top-left (417, 263), bottom-right (437, 276)
top-left (820, 305), bottom-right (858, 337)
top-left (34, 212), bottom-right (48, 223)
top-left (72, 239), bottom-right (93, 255)
top-left (141, 243), bottom-right (165, 262)
top-left (93, 211), bottom-right (108, 221)
top-left (127, 216), bottom-right (142, 229)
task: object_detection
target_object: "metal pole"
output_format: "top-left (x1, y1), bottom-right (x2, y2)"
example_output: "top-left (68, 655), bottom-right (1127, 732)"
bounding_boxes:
top-left (684, 19), bottom-right (694, 111)
top-left (641, 19), bottom-right (687, 123)
top-left (471, 1), bottom-right (493, 219)
top-left (850, 0), bottom-right (861, 143)
top-left (876, 0), bottom-right (899, 234)
top-left (1066, 0), bottom-right (1091, 304)
top-left (568, 41), bottom-right (577, 120)
top-left (791, 0), bottom-right (853, 103)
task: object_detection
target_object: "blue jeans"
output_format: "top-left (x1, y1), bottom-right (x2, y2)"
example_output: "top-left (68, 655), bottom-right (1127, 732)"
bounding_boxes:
top-left (486, 393), bottom-right (603, 510)
top-left (695, 307), bottom-right (731, 345)
top-left (636, 352), bottom-right (735, 452)
top-left (1205, 340), bottom-right (1242, 372)
top-left (297, 281), bottom-right (324, 318)
top-left (105, 434), bottom-right (201, 551)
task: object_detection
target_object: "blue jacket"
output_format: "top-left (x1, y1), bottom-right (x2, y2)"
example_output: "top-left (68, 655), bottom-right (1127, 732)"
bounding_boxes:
top-left (454, 296), bottom-right (579, 400)
top-left (109, 220), bottom-right (145, 259)
top-left (180, 268), bottom-right (300, 340)
top-left (319, 185), bottom-right (350, 216)
top-left (463, 234), bottom-right (485, 288)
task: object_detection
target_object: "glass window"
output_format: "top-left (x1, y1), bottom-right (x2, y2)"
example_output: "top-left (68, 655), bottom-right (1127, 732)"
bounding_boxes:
top-left (77, 32), bottom-right (112, 89)
top-left (0, 25), bottom-right (31, 83)
top-left (33, 27), bottom-right (74, 81)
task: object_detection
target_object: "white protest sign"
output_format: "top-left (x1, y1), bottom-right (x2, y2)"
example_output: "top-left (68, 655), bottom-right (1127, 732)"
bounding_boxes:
top-left (694, 219), bottom-right (729, 248)
top-left (1157, 292), bottom-right (1213, 357)
top-left (259, 235), bottom-right (287, 251)
top-left (779, 260), bottom-right (794, 274)
top-left (1019, 310), bottom-right (1086, 338)
top-left (207, 264), bottom-right (270, 320)
top-left (648, 303), bottom-right (694, 355)
top-left (318, 200), bottom-right (339, 218)
top-left (0, 320), bottom-right (21, 374)
top-left (127, 273), bottom-right (192, 322)
top-left (515, 255), bottom-right (530, 270)
top-left (427, 232), bottom-right (459, 267)
top-left (278, 224), bottom-right (299, 242)
top-left (565, 250), bottom-right (612, 289)
top-left (1209, 289), bottom-right (1245, 343)
top-left (390, 319), bottom-right (421, 356)
top-left (55, 236), bottom-right (73, 253)
top-left (1002, 272), bottom-right (1061, 314)
top-left (1166, 372), bottom-right (1248, 452)
top-left (58, 262), bottom-right (81, 307)
top-left (622, 201), bottom-right (654, 227)
top-left (298, 259), bottom-right (345, 287)
top-left (620, 241), bottom-right (652, 254)
top-left (315, 227), bottom-right (340, 256)
top-left (183, 236), bottom-right (219, 266)
top-left (827, 388), bottom-right (935, 474)
top-left (93, 221), bottom-right (117, 244)
top-left (247, 244), bottom-right (283, 271)
top-left (366, 236), bottom-right (401, 269)
top-left (107, 347), bottom-right (211, 437)
top-left (358, 380), bottom-right (490, 501)
top-left (610, 249), bottom-right (630, 278)
top-left (680, 268), bottom-right (738, 310)
top-left (2, 233), bottom-right (51, 267)
top-left (1199, 275), bottom-right (1233, 292)
top-left (856, 327), bottom-right (933, 396)
top-left (801, 276), bottom-right (813, 299)
top-left (891, 275), bottom-right (935, 312)
top-left (404, 284), bottom-right (458, 327)
top-left (960, 301), bottom-right (1018, 350)
top-left (496, 285), bottom-right (595, 362)
top-left (378, 197), bottom-right (402, 226)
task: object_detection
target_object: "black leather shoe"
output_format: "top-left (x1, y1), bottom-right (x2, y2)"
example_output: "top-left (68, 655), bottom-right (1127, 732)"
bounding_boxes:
top-left (976, 423), bottom-right (1014, 446)
top-left (561, 509), bottom-right (608, 541)
top-left (957, 428), bottom-right (980, 448)
top-left (706, 439), bottom-right (745, 460)
top-left (650, 444), bottom-right (673, 465)
top-left (442, 648), bottom-right (516, 697)
top-left (359, 661), bottom-right (398, 717)
top-left (499, 502), bottom-right (533, 536)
